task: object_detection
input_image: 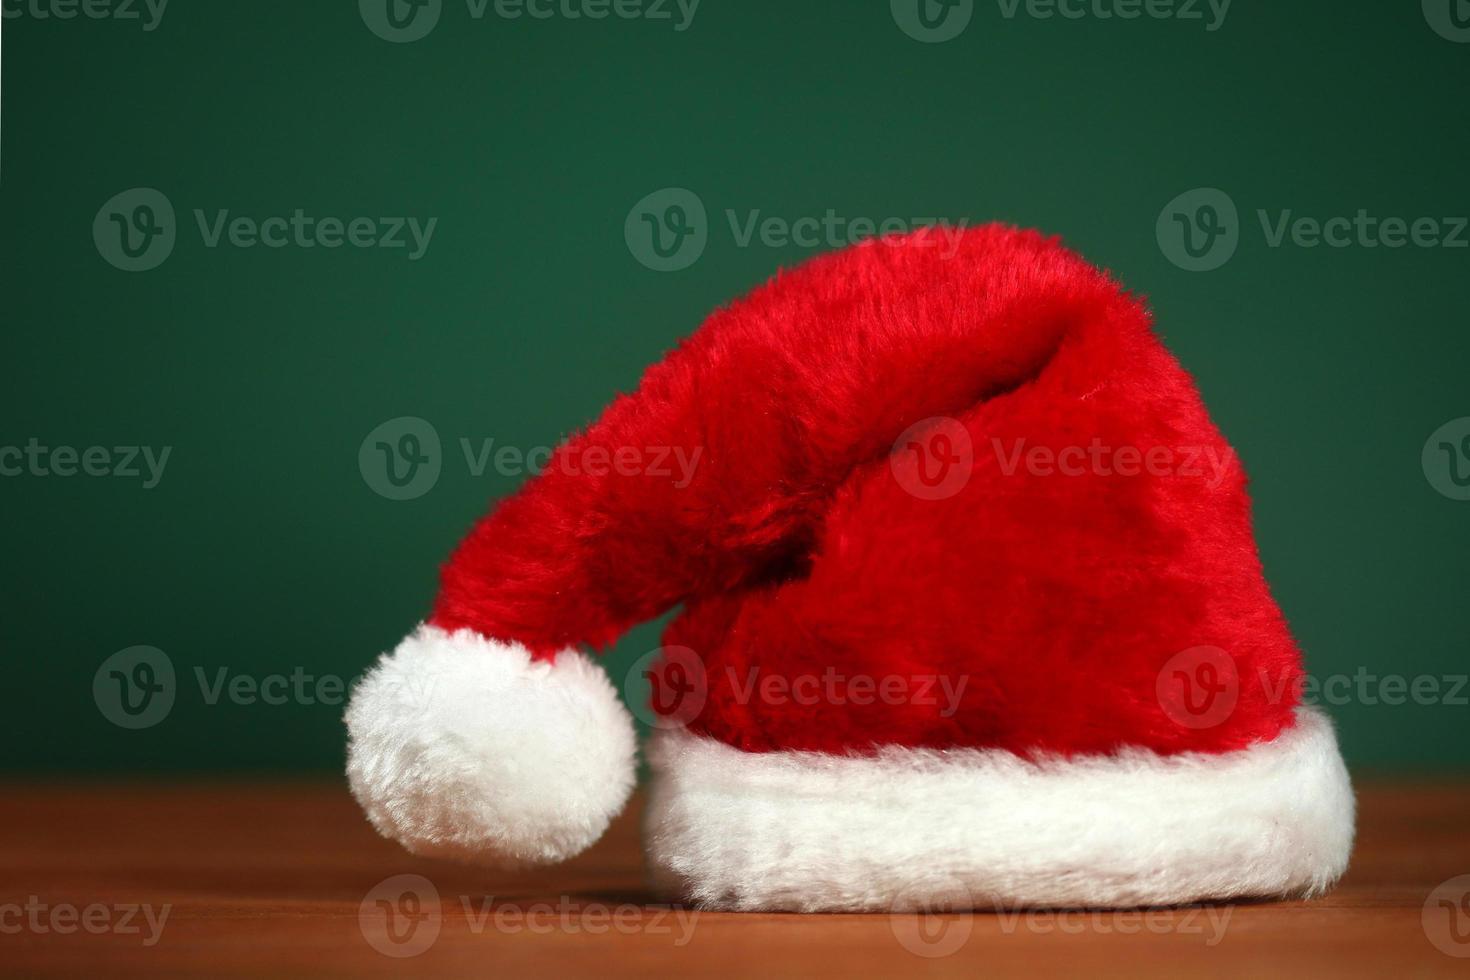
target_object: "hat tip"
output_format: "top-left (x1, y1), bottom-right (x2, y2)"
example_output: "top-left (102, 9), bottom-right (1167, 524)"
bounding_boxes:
top-left (345, 625), bottom-right (637, 867)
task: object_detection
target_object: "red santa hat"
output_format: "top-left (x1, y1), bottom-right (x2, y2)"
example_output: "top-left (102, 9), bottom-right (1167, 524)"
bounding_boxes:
top-left (345, 224), bottom-right (1354, 911)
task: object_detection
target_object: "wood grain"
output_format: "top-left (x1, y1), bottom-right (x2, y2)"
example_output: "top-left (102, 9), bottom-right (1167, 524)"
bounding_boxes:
top-left (1, 781), bottom-right (1467, 977)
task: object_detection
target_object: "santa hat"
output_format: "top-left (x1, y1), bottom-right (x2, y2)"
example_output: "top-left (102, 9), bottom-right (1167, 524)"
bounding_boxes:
top-left (345, 224), bottom-right (1354, 911)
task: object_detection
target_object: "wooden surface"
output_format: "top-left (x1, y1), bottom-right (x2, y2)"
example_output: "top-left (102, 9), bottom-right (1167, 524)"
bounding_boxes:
top-left (1, 781), bottom-right (1467, 977)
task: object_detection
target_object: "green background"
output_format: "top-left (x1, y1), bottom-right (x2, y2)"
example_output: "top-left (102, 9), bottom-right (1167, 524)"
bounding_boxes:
top-left (2, 0), bottom-right (1466, 773)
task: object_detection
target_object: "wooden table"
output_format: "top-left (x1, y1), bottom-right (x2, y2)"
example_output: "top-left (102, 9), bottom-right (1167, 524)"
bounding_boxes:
top-left (2, 782), bottom-right (1467, 977)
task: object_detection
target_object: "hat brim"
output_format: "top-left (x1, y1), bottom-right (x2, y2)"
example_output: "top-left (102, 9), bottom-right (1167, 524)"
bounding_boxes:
top-left (644, 706), bottom-right (1354, 911)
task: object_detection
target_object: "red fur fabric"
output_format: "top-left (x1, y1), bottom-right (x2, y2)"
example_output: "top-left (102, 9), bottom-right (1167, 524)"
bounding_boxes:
top-left (431, 224), bottom-right (1302, 757)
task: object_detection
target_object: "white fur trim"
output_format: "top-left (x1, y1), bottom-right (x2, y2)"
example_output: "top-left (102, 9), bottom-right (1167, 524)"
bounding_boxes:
top-left (346, 625), bottom-right (636, 867)
top-left (645, 707), bottom-right (1354, 911)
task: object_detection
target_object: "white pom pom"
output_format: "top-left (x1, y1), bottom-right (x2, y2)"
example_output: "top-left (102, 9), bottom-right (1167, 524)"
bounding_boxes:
top-left (345, 625), bottom-right (637, 867)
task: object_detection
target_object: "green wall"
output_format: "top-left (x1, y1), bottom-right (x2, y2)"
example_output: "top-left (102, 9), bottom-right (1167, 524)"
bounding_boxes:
top-left (2, 0), bottom-right (1466, 773)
